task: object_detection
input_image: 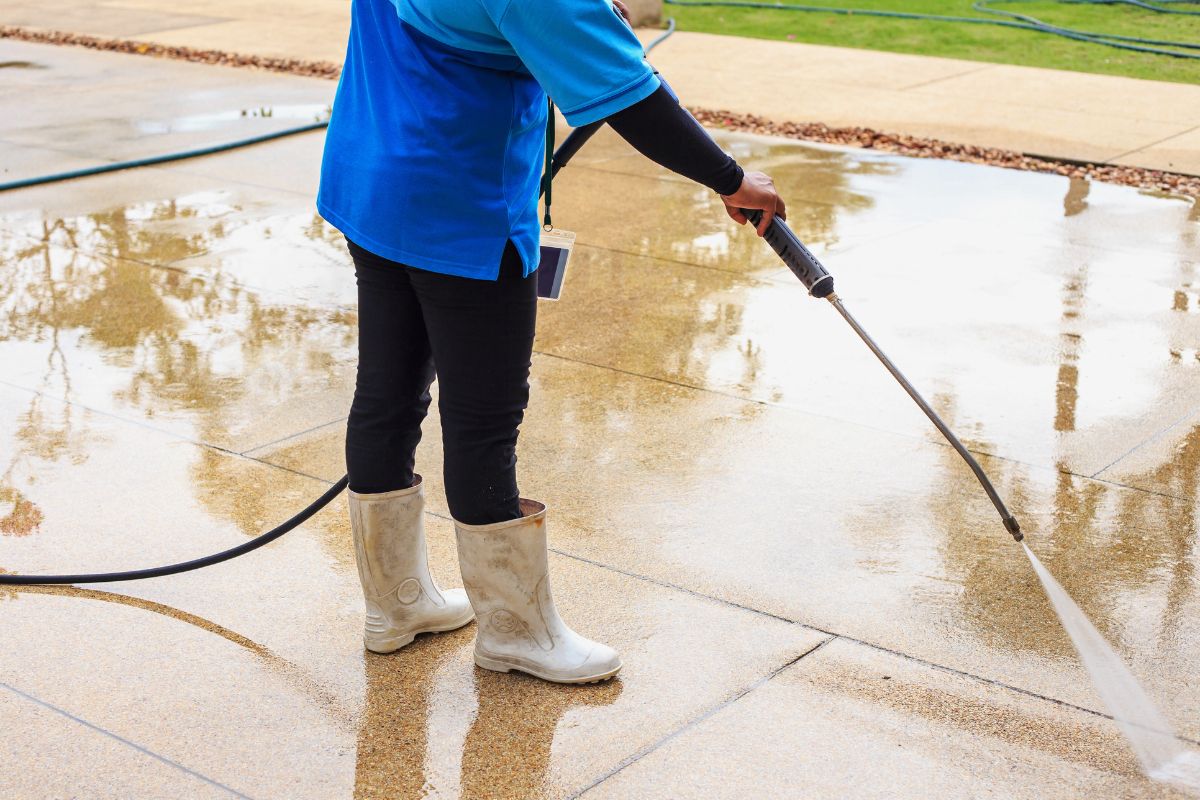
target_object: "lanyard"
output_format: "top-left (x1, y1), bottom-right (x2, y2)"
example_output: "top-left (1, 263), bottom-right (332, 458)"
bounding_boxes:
top-left (541, 98), bottom-right (554, 230)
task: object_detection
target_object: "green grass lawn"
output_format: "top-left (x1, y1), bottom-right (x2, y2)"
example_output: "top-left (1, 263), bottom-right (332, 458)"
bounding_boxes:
top-left (662, 0), bottom-right (1200, 84)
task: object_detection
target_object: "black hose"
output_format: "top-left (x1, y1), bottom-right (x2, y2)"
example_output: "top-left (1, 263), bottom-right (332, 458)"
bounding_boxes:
top-left (0, 20), bottom-right (678, 586)
top-left (0, 477), bottom-right (349, 585)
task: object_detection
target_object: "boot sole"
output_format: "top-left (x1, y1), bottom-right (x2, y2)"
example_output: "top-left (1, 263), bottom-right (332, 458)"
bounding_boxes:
top-left (473, 651), bottom-right (622, 684)
top-left (364, 609), bottom-right (476, 654)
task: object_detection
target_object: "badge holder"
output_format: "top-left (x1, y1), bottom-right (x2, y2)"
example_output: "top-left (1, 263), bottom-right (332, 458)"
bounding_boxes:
top-left (537, 228), bottom-right (574, 300)
top-left (536, 99), bottom-right (574, 300)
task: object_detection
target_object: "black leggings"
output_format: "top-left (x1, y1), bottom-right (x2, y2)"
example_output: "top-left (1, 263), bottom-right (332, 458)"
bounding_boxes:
top-left (345, 239), bottom-right (536, 525)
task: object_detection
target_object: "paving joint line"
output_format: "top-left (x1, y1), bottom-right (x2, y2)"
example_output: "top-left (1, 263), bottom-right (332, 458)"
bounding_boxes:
top-left (899, 64), bottom-right (995, 92)
top-left (1088, 406), bottom-right (1200, 478)
top-left (570, 635), bottom-right (837, 798)
top-left (541, 544), bottom-right (1200, 748)
top-left (3, 336), bottom-right (1189, 542)
top-left (574, 232), bottom-right (916, 284)
top-left (576, 240), bottom-right (793, 283)
top-left (0, 379), bottom-right (341, 492)
top-left (238, 415), bottom-right (347, 457)
top-left (1106, 123), bottom-right (1200, 165)
top-left (0, 371), bottom-right (350, 484)
top-left (230, 448), bottom-right (336, 486)
top-left (0, 378), bottom-right (223, 447)
top-left (11, 585), bottom-right (361, 736)
top-left (0, 680), bottom-right (254, 799)
top-left (529, 349), bottom-right (1192, 504)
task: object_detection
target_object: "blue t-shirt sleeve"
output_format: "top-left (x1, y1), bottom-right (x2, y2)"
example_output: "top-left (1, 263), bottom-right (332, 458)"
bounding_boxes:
top-left (491, 0), bottom-right (661, 126)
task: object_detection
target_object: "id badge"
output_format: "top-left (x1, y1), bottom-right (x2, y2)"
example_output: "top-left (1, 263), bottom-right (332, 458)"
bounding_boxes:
top-left (536, 228), bottom-right (575, 300)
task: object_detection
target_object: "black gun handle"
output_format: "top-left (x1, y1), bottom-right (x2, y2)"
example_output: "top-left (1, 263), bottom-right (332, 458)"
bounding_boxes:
top-left (742, 209), bottom-right (835, 298)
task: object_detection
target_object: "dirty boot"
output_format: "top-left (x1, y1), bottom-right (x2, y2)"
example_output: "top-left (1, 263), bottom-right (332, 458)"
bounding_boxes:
top-left (348, 477), bottom-right (474, 653)
top-left (454, 499), bottom-right (621, 684)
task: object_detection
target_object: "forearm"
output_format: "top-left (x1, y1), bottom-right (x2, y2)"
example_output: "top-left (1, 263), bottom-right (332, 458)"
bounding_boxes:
top-left (604, 84), bottom-right (743, 196)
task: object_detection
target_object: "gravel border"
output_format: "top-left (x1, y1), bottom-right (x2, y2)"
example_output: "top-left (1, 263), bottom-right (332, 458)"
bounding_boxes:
top-left (0, 25), bottom-right (341, 79)
top-left (4, 24), bottom-right (1197, 199)
top-left (691, 109), bottom-right (1200, 199)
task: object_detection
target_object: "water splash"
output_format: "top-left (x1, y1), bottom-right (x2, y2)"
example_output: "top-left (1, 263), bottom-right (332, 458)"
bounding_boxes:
top-left (1022, 542), bottom-right (1200, 793)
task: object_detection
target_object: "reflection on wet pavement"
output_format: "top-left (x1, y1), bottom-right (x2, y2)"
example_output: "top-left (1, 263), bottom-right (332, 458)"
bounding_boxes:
top-left (2, 40), bottom-right (1200, 799)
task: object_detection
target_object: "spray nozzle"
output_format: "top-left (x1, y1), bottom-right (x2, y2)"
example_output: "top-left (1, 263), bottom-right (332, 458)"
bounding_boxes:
top-left (1004, 516), bottom-right (1023, 542)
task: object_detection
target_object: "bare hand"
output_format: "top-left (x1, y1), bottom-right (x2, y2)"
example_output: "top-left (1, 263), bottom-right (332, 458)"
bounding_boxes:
top-left (613, 0), bottom-right (632, 24)
top-left (721, 171), bottom-right (787, 236)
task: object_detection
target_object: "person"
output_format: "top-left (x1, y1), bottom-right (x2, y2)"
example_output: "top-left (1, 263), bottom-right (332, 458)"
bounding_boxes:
top-left (317, 0), bottom-right (787, 685)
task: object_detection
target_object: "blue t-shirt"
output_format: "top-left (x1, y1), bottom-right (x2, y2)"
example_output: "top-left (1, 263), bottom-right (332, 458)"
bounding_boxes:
top-left (317, 0), bottom-right (660, 280)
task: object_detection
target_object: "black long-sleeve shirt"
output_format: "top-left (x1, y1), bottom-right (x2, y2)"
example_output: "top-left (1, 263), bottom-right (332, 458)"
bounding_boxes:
top-left (605, 84), bottom-right (744, 196)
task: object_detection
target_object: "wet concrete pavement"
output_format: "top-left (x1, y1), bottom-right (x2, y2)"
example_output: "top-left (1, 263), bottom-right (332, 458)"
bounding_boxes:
top-left (2, 40), bottom-right (1200, 799)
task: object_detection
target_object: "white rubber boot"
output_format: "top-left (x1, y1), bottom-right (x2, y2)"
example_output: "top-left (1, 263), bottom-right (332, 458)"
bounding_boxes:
top-left (454, 499), bottom-right (622, 684)
top-left (348, 477), bottom-right (474, 653)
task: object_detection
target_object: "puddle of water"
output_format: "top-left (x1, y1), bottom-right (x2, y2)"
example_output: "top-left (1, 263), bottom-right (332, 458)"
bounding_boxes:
top-left (1022, 541), bottom-right (1200, 793)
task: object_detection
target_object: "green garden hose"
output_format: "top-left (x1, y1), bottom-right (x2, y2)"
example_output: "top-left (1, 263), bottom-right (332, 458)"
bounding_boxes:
top-left (0, 120), bottom-right (330, 193)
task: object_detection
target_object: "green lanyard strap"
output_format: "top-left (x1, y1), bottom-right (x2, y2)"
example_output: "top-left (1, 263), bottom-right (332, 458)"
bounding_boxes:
top-left (541, 98), bottom-right (554, 231)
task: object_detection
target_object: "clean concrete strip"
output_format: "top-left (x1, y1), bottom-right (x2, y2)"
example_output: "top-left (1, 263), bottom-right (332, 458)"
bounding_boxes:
top-left (0, 681), bottom-right (254, 800)
top-left (569, 635), bottom-right (839, 798)
top-left (541, 545), bottom-right (1200, 752)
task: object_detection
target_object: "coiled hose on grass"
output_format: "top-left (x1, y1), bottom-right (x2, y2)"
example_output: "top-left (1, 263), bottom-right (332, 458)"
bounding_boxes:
top-left (662, 0), bottom-right (1200, 59)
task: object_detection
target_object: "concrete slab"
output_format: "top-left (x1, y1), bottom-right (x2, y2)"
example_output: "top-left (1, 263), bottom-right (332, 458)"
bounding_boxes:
top-left (2, 1), bottom-right (225, 38)
top-left (588, 638), bottom-right (1192, 800)
top-left (2, 593), bottom-right (357, 799)
top-left (142, 18), bottom-right (351, 64)
top-left (6, 0), bottom-right (352, 63)
top-left (1114, 126), bottom-right (1200, 176)
top-left (0, 683), bottom-right (232, 799)
top-left (547, 137), bottom-right (1200, 480)
top-left (905, 63), bottom-right (1200, 127)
